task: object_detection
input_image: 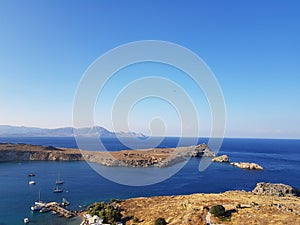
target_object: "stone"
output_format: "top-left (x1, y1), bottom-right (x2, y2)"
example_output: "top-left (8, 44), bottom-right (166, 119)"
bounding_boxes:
top-left (252, 182), bottom-right (300, 197)
top-left (212, 155), bottom-right (230, 163)
top-left (231, 162), bottom-right (263, 170)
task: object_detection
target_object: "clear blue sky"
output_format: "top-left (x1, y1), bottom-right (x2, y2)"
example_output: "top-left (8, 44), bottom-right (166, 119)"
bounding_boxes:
top-left (0, 0), bottom-right (299, 139)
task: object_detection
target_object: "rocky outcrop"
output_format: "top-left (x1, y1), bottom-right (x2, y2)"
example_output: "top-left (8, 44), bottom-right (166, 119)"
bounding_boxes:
top-left (252, 182), bottom-right (300, 197)
top-left (212, 155), bottom-right (230, 163)
top-left (230, 162), bottom-right (263, 170)
top-left (190, 144), bottom-right (216, 157)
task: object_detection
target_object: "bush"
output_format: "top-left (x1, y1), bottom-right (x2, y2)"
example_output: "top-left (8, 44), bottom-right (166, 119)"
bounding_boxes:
top-left (154, 217), bottom-right (167, 225)
top-left (87, 201), bottom-right (122, 224)
top-left (209, 205), bottom-right (225, 217)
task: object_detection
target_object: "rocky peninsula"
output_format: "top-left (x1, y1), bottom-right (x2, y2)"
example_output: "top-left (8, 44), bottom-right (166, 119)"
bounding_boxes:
top-left (0, 142), bottom-right (215, 168)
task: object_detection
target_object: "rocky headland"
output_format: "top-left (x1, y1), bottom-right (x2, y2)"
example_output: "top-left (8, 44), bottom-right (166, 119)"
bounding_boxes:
top-left (0, 142), bottom-right (215, 168)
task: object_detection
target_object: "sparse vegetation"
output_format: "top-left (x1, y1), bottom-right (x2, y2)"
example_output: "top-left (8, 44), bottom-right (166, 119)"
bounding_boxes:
top-left (154, 217), bottom-right (167, 225)
top-left (87, 201), bottom-right (122, 225)
top-left (119, 191), bottom-right (300, 225)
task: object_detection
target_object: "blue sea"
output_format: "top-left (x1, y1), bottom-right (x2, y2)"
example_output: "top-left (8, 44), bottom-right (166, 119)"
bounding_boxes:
top-left (0, 137), bottom-right (299, 225)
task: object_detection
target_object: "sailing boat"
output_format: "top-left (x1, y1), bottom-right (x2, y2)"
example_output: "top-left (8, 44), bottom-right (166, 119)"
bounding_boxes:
top-left (61, 197), bottom-right (70, 206)
top-left (31, 190), bottom-right (46, 211)
top-left (53, 184), bottom-right (63, 193)
top-left (55, 173), bottom-right (64, 185)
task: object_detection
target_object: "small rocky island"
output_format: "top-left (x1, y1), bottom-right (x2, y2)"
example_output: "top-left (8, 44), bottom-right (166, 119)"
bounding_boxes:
top-left (212, 154), bottom-right (264, 170)
top-left (0, 142), bottom-right (215, 168)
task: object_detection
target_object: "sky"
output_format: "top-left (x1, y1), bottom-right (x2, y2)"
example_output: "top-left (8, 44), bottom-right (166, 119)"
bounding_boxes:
top-left (0, 0), bottom-right (299, 139)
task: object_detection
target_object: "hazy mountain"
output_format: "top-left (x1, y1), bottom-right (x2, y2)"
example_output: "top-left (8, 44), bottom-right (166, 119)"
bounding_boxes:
top-left (0, 125), bottom-right (146, 138)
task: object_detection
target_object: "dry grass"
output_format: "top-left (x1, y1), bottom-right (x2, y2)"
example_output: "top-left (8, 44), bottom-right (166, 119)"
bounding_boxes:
top-left (120, 191), bottom-right (300, 225)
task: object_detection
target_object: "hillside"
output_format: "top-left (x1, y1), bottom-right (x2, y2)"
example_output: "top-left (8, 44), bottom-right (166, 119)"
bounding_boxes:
top-left (119, 191), bottom-right (300, 225)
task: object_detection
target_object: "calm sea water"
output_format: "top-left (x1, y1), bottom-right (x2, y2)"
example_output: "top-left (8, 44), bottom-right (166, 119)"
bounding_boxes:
top-left (0, 137), bottom-right (299, 225)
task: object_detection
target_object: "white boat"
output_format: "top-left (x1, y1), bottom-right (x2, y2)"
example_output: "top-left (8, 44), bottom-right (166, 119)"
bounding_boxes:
top-left (53, 185), bottom-right (63, 193)
top-left (28, 180), bottom-right (35, 185)
top-left (31, 204), bottom-right (43, 211)
top-left (55, 172), bottom-right (64, 185)
top-left (40, 207), bottom-right (51, 213)
top-left (24, 217), bottom-right (29, 223)
top-left (29, 177), bottom-right (35, 185)
top-left (31, 190), bottom-right (46, 211)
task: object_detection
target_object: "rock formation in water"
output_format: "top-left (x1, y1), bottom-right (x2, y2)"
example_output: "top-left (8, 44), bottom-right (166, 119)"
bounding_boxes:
top-left (252, 182), bottom-right (300, 197)
top-left (212, 154), bottom-right (230, 163)
top-left (230, 162), bottom-right (263, 170)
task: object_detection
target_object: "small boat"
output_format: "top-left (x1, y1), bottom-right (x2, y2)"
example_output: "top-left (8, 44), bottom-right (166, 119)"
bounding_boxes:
top-left (28, 173), bottom-right (35, 177)
top-left (56, 180), bottom-right (64, 185)
top-left (29, 180), bottom-right (35, 185)
top-left (31, 190), bottom-right (46, 211)
top-left (51, 211), bottom-right (57, 215)
top-left (61, 197), bottom-right (70, 206)
top-left (40, 207), bottom-right (51, 213)
top-left (34, 201), bottom-right (46, 207)
top-left (55, 173), bottom-right (64, 185)
top-left (29, 177), bottom-right (36, 185)
top-left (24, 217), bottom-right (29, 223)
top-left (53, 185), bottom-right (63, 193)
top-left (31, 204), bottom-right (43, 211)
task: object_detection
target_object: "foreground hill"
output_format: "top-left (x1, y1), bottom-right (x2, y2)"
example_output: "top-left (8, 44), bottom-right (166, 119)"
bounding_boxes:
top-left (119, 190), bottom-right (300, 225)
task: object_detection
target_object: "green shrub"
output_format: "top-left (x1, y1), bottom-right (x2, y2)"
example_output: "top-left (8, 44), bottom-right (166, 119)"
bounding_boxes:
top-left (209, 205), bottom-right (225, 217)
top-left (154, 217), bottom-right (167, 225)
top-left (87, 201), bottom-right (122, 224)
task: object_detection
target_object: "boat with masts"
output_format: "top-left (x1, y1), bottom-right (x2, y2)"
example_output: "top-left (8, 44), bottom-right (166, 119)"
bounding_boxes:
top-left (61, 197), bottom-right (70, 206)
top-left (31, 190), bottom-right (46, 211)
top-left (55, 173), bottom-right (64, 185)
top-left (53, 184), bottom-right (63, 193)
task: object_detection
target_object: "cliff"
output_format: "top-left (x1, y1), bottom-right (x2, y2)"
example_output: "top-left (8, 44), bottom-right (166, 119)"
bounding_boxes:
top-left (0, 143), bottom-right (83, 161)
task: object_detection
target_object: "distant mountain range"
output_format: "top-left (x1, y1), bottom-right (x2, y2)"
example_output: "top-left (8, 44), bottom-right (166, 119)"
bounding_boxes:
top-left (0, 125), bottom-right (146, 138)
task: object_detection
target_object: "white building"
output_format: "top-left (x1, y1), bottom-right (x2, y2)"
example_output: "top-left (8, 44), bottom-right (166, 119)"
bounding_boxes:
top-left (86, 214), bottom-right (103, 225)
